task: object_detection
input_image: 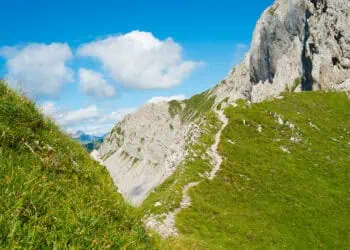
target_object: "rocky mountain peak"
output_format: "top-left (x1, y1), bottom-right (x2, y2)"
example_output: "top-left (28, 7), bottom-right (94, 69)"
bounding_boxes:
top-left (94, 0), bottom-right (350, 206)
top-left (212, 0), bottom-right (350, 103)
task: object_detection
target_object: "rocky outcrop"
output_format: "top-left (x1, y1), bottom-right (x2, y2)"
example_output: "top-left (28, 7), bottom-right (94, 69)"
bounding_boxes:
top-left (95, 0), bottom-right (350, 206)
top-left (212, 0), bottom-right (350, 103)
top-left (96, 102), bottom-right (200, 206)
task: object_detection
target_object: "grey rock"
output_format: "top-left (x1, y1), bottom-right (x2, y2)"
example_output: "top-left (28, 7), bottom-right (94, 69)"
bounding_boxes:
top-left (96, 101), bottom-right (199, 206)
top-left (212, 0), bottom-right (350, 103)
top-left (94, 0), bottom-right (350, 206)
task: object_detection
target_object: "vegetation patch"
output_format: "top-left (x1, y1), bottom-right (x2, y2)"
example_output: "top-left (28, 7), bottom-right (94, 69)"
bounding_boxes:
top-left (111, 125), bottom-right (124, 136)
top-left (132, 157), bottom-right (140, 166)
top-left (168, 100), bottom-right (183, 118)
top-left (0, 81), bottom-right (152, 249)
top-left (174, 92), bottom-right (350, 249)
top-left (101, 149), bottom-right (116, 161)
top-left (141, 111), bottom-right (221, 216)
top-left (268, 5), bottom-right (277, 15)
top-left (181, 90), bottom-right (215, 122)
top-left (121, 150), bottom-right (130, 160)
top-left (285, 77), bottom-right (302, 93)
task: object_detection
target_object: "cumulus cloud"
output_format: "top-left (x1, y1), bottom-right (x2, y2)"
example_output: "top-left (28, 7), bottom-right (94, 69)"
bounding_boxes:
top-left (70, 107), bottom-right (137, 135)
top-left (40, 101), bottom-right (136, 135)
top-left (59, 105), bottom-right (99, 126)
top-left (79, 68), bottom-right (116, 97)
top-left (0, 43), bottom-right (73, 96)
top-left (147, 95), bottom-right (186, 104)
top-left (78, 31), bottom-right (202, 89)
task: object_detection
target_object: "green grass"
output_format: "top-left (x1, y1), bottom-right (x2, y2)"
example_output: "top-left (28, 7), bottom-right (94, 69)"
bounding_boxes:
top-left (285, 77), bottom-right (302, 93)
top-left (166, 91), bottom-right (215, 123)
top-left (141, 111), bottom-right (221, 216)
top-left (0, 81), bottom-right (153, 249)
top-left (141, 90), bottom-right (218, 216)
top-left (168, 100), bottom-right (183, 118)
top-left (268, 6), bottom-right (277, 16)
top-left (4, 77), bottom-right (348, 249)
top-left (181, 91), bottom-right (215, 122)
top-left (173, 91), bottom-right (350, 249)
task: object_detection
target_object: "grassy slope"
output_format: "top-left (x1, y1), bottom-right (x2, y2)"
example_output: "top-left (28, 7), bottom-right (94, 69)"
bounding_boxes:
top-left (174, 92), bottom-right (350, 249)
top-left (168, 90), bottom-right (215, 123)
top-left (141, 91), bottom-right (218, 217)
top-left (141, 112), bottom-right (220, 217)
top-left (0, 82), bottom-right (153, 249)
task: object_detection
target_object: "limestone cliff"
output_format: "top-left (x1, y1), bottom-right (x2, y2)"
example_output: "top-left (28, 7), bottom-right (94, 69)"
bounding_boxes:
top-left (94, 101), bottom-right (201, 205)
top-left (94, 0), bottom-right (350, 206)
top-left (212, 0), bottom-right (350, 104)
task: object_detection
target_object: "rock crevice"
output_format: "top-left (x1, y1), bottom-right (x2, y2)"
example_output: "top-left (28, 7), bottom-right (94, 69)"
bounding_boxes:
top-left (212, 0), bottom-right (350, 104)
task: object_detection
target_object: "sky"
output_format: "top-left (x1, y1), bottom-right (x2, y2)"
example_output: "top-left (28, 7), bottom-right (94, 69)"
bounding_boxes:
top-left (0, 0), bottom-right (273, 135)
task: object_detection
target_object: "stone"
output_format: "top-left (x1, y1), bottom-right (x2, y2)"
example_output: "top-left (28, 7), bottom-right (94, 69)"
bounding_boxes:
top-left (211, 0), bottom-right (350, 104)
top-left (96, 101), bottom-right (200, 206)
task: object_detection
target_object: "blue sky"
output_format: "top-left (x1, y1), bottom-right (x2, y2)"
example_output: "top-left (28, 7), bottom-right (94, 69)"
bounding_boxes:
top-left (0, 0), bottom-right (273, 135)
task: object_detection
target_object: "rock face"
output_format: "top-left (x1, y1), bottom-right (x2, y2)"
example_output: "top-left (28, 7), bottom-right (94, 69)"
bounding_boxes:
top-left (96, 102), bottom-right (199, 206)
top-left (95, 0), bottom-right (350, 206)
top-left (212, 0), bottom-right (350, 103)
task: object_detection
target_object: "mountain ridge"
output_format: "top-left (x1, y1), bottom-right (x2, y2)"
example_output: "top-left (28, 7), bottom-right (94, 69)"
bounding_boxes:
top-left (71, 130), bottom-right (104, 152)
top-left (1, 0), bottom-right (350, 248)
top-left (95, 0), bottom-right (350, 206)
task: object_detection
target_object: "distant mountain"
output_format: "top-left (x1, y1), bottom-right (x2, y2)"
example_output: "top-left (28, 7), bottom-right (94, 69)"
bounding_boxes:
top-left (71, 130), bottom-right (103, 142)
top-left (71, 131), bottom-right (104, 152)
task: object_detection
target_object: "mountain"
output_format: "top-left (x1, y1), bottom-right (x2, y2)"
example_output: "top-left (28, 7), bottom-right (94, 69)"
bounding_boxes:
top-left (71, 130), bottom-right (85, 139)
top-left (95, 0), bottom-right (350, 205)
top-left (93, 0), bottom-right (350, 248)
top-left (150, 91), bottom-right (350, 249)
top-left (212, 0), bottom-right (350, 104)
top-left (71, 130), bottom-right (104, 144)
top-left (71, 131), bottom-right (104, 153)
top-left (0, 81), bottom-right (152, 248)
top-left (2, 0), bottom-right (349, 248)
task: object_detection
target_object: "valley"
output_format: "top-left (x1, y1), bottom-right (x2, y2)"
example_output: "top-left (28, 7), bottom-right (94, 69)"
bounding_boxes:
top-left (1, 0), bottom-right (350, 249)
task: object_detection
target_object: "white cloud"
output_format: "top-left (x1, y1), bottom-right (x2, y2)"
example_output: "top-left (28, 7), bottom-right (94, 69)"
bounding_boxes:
top-left (98, 108), bottom-right (137, 123)
top-left (59, 105), bottom-right (99, 126)
top-left (71, 107), bottom-right (137, 135)
top-left (232, 43), bottom-right (249, 66)
top-left (0, 43), bottom-right (73, 96)
top-left (78, 31), bottom-right (202, 89)
top-left (147, 94), bottom-right (186, 104)
top-left (79, 68), bottom-right (116, 97)
top-left (40, 101), bottom-right (136, 136)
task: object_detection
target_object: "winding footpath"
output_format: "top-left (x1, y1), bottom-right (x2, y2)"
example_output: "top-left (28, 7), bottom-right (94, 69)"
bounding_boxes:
top-left (208, 109), bottom-right (229, 180)
top-left (145, 109), bottom-right (228, 238)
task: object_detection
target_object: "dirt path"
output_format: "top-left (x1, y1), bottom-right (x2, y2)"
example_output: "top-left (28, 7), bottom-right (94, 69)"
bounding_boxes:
top-left (145, 109), bottom-right (228, 238)
top-left (208, 109), bottom-right (229, 180)
top-left (145, 181), bottom-right (200, 237)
